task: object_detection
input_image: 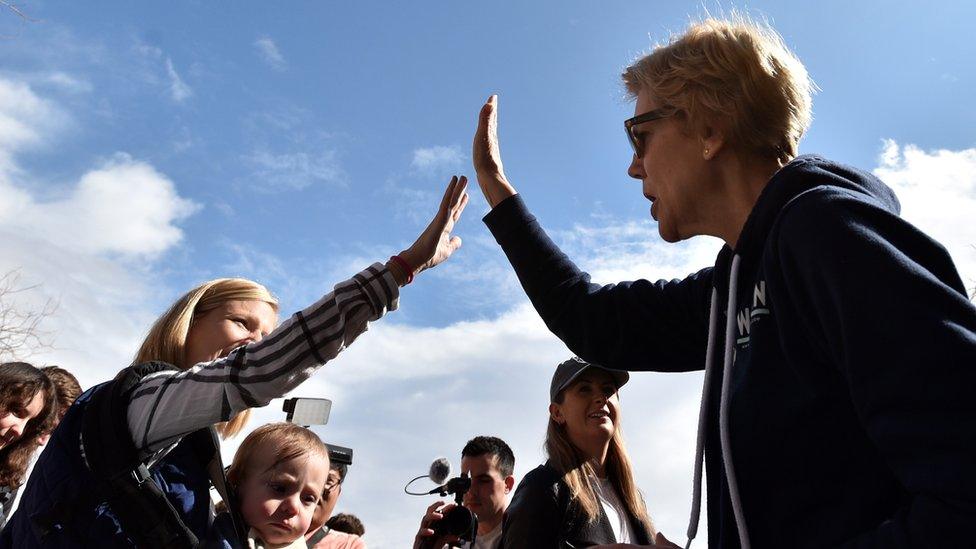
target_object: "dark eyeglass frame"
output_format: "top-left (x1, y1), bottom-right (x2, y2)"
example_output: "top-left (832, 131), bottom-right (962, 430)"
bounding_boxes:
top-left (322, 465), bottom-right (347, 497)
top-left (624, 107), bottom-right (675, 157)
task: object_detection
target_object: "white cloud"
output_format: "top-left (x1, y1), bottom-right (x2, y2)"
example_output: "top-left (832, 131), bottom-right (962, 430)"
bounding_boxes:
top-left (164, 57), bottom-right (193, 102)
top-left (254, 36), bottom-right (286, 70)
top-left (40, 71), bottom-right (93, 94)
top-left (1, 154), bottom-right (200, 256)
top-left (245, 147), bottom-right (345, 191)
top-left (0, 75), bottom-right (197, 390)
top-left (874, 140), bottom-right (976, 291)
top-left (411, 145), bottom-right (464, 173)
top-left (0, 78), bottom-right (65, 156)
top-left (556, 221), bottom-right (722, 284)
top-left (135, 43), bottom-right (192, 103)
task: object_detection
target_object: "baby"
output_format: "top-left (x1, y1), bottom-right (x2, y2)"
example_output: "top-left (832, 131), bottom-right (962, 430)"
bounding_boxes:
top-left (226, 422), bottom-right (331, 549)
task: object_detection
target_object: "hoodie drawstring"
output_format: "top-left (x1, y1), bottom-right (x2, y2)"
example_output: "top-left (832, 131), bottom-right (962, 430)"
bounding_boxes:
top-left (686, 254), bottom-right (751, 549)
top-left (685, 287), bottom-right (720, 549)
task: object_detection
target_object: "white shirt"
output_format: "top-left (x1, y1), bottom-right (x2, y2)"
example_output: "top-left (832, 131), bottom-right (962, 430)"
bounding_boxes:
top-left (470, 522), bottom-right (502, 549)
top-left (445, 521), bottom-right (502, 549)
top-left (593, 477), bottom-right (633, 543)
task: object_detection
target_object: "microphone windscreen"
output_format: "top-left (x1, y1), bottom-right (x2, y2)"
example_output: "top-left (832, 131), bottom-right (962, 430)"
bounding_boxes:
top-left (429, 457), bottom-right (451, 484)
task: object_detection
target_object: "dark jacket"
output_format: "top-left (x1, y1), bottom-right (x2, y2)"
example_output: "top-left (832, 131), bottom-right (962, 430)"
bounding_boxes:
top-left (0, 382), bottom-right (223, 548)
top-left (502, 462), bottom-right (652, 548)
top-left (484, 155), bottom-right (976, 548)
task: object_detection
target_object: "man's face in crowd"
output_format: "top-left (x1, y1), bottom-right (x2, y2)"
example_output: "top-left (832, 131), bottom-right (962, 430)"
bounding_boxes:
top-left (460, 454), bottom-right (514, 523)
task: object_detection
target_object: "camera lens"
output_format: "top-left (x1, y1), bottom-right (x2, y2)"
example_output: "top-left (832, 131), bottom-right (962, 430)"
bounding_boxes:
top-left (432, 506), bottom-right (477, 538)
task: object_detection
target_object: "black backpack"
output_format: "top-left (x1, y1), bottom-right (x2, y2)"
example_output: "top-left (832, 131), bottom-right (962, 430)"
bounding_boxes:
top-left (32, 362), bottom-right (247, 548)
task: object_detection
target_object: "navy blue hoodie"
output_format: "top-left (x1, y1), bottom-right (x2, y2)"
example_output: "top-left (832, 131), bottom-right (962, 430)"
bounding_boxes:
top-left (484, 155), bottom-right (976, 548)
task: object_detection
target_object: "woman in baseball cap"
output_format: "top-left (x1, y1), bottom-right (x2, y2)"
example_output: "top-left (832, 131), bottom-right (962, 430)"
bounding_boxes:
top-left (502, 357), bottom-right (676, 548)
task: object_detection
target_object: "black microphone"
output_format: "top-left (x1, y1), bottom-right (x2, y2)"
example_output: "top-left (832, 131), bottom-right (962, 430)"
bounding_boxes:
top-left (404, 457), bottom-right (464, 497)
top-left (429, 457), bottom-right (451, 485)
top-left (428, 472), bottom-right (471, 496)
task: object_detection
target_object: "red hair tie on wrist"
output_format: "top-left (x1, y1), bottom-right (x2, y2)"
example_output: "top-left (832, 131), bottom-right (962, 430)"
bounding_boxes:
top-left (390, 255), bottom-right (414, 285)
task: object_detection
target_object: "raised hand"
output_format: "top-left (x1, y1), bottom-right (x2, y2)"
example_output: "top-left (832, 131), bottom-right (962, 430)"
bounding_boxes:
top-left (413, 501), bottom-right (461, 549)
top-left (473, 95), bottom-right (517, 208)
top-left (394, 175), bottom-right (469, 284)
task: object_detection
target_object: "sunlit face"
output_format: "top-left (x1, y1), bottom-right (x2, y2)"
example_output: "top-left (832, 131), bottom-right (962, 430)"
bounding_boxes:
top-left (238, 448), bottom-right (330, 545)
top-left (307, 467), bottom-right (343, 537)
top-left (461, 454), bottom-right (514, 524)
top-left (627, 90), bottom-right (712, 242)
top-left (184, 299), bottom-right (277, 367)
top-left (0, 390), bottom-right (46, 450)
top-left (550, 369), bottom-right (621, 450)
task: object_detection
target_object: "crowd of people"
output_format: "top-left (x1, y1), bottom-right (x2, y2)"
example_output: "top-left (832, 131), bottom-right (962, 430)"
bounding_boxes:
top-left (1, 13), bottom-right (974, 549)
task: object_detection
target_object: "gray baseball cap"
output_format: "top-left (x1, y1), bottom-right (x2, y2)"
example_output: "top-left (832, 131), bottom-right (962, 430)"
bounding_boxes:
top-left (549, 357), bottom-right (630, 402)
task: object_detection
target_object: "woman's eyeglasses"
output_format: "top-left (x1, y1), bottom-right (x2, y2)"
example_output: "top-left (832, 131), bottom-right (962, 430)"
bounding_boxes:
top-left (624, 107), bottom-right (675, 157)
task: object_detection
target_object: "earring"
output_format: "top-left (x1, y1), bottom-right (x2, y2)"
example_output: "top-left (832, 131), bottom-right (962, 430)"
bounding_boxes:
top-left (704, 148), bottom-right (710, 156)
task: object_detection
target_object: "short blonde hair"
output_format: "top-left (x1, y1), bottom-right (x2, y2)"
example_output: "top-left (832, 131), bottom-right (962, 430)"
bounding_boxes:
top-left (134, 278), bottom-right (278, 439)
top-left (623, 15), bottom-right (813, 164)
top-left (226, 422), bottom-right (329, 489)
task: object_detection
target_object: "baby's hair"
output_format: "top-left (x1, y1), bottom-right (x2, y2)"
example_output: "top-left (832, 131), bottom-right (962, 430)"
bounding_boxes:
top-left (226, 422), bottom-right (329, 488)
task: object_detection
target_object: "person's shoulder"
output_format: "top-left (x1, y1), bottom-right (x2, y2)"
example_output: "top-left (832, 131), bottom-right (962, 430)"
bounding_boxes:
top-left (309, 530), bottom-right (365, 549)
top-left (518, 463), bottom-right (562, 489)
top-left (509, 463), bottom-right (563, 509)
top-left (769, 184), bottom-right (895, 253)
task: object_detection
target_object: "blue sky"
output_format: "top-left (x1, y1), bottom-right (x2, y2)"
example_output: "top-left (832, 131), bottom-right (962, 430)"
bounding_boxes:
top-left (2, 1), bottom-right (975, 546)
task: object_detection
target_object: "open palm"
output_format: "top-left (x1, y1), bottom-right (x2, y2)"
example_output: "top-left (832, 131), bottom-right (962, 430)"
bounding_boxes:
top-left (402, 175), bottom-right (469, 273)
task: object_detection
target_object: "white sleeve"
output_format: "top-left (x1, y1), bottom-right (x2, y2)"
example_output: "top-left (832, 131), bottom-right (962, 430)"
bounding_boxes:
top-left (126, 263), bottom-right (399, 454)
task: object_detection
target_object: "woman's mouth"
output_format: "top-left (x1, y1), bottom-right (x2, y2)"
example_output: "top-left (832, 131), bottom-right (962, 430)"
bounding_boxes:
top-left (588, 410), bottom-right (610, 420)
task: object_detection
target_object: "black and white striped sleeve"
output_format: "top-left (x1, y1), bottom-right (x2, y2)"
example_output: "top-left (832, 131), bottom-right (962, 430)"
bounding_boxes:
top-left (126, 262), bottom-right (399, 455)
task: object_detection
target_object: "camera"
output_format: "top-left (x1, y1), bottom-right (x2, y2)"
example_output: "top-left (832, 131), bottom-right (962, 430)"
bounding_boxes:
top-left (419, 473), bottom-right (478, 548)
top-left (429, 504), bottom-right (477, 542)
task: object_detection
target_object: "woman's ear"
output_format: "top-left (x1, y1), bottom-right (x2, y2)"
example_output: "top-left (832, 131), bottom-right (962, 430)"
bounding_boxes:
top-left (549, 402), bottom-right (564, 425)
top-left (699, 119), bottom-right (727, 160)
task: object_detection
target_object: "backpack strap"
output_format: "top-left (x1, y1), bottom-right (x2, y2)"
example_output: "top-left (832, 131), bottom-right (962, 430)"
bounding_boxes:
top-left (306, 526), bottom-right (329, 547)
top-left (80, 361), bottom-right (201, 548)
top-left (184, 426), bottom-right (248, 544)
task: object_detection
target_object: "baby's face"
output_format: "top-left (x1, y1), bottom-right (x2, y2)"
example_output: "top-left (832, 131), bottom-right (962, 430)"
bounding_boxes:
top-left (238, 449), bottom-right (330, 544)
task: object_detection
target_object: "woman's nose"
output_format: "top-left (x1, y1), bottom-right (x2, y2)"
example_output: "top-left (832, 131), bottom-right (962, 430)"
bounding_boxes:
top-left (243, 329), bottom-right (264, 346)
top-left (627, 154), bottom-right (645, 180)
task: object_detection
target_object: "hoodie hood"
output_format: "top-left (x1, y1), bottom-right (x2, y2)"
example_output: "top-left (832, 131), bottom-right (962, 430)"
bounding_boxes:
top-left (736, 154), bottom-right (900, 260)
top-left (712, 154), bottom-right (901, 290)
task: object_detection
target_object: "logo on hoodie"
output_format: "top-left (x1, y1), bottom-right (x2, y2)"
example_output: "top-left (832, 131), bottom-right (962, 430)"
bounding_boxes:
top-left (736, 280), bottom-right (770, 346)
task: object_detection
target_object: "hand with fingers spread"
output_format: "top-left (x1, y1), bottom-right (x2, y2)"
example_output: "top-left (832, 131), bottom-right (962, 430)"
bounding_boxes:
top-left (388, 175), bottom-right (469, 286)
top-left (473, 95), bottom-right (518, 209)
top-left (413, 501), bottom-right (461, 549)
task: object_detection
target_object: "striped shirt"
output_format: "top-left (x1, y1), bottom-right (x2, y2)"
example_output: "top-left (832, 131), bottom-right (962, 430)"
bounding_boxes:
top-left (127, 263), bottom-right (399, 456)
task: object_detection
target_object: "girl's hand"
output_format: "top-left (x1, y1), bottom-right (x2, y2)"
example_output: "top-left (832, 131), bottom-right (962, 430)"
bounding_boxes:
top-left (394, 175), bottom-right (469, 284)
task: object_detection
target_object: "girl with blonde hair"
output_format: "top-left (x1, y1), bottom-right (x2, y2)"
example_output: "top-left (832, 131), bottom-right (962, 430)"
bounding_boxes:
top-left (2, 177), bottom-right (469, 548)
